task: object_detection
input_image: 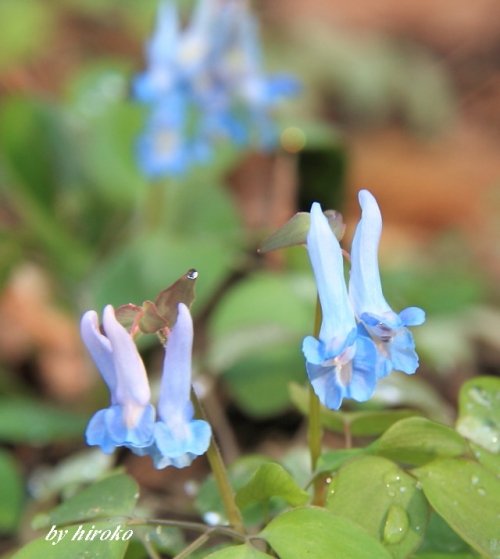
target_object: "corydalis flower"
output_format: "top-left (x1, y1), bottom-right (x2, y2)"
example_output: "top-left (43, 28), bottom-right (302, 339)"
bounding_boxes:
top-left (302, 203), bottom-right (380, 410)
top-left (81, 304), bottom-right (211, 468)
top-left (151, 303), bottom-right (212, 468)
top-left (349, 189), bottom-right (425, 376)
top-left (133, 0), bottom-right (299, 178)
top-left (81, 305), bottom-right (155, 454)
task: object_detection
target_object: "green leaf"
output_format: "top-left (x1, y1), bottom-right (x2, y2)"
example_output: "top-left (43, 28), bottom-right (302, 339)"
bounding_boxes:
top-left (470, 443), bottom-right (500, 477)
top-left (196, 455), bottom-right (272, 526)
top-left (290, 382), bottom-right (420, 436)
top-left (373, 373), bottom-right (454, 424)
top-left (418, 512), bottom-right (475, 555)
top-left (209, 273), bottom-right (312, 370)
top-left (29, 449), bottom-right (114, 501)
top-left (35, 474), bottom-right (139, 528)
top-left (368, 417), bottom-right (467, 465)
top-left (456, 376), bottom-right (500, 453)
top-left (222, 345), bottom-right (306, 417)
top-left (0, 398), bottom-right (87, 444)
top-left (205, 544), bottom-right (274, 558)
top-left (413, 554), bottom-right (479, 559)
top-left (261, 507), bottom-right (392, 559)
top-left (11, 521), bottom-right (132, 559)
top-left (0, 450), bottom-right (23, 533)
top-left (315, 448), bottom-right (365, 474)
top-left (326, 456), bottom-right (428, 558)
top-left (235, 463), bottom-right (309, 509)
top-left (414, 458), bottom-right (500, 558)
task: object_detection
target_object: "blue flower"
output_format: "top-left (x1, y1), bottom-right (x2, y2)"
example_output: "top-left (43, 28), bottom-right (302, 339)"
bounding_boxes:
top-left (349, 190), bottom-right (425, 377)
top-left (136, 94), bottom-right (211, 178)
top-left (133, 2), bottom-right (180, 103)
top-left (150, 303), bottom-right (212, 469)
top-left (81, 305), bottom-right (155, 454)
top-left (82, 303), bottom-right (211, 469)
top-left (302, 203), bottom-right (380, 410)
top-left (132, 0), bottom-right (300, 178)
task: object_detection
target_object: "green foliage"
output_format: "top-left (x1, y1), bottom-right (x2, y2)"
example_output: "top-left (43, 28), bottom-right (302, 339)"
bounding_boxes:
top-left (326, 456), bottom-right (428, 558)
top-left (33, 473), bottom-right (139, 528)
top-left (0, 1), bottom-right (55, 71)
top-left (368, 417), bottom-right (467, 465)
top-left (11, 521), bottom-right (132, 559)
top-left (235, 463), bottom-right (309, 509)
top-left (0, 398), bottom-right (87, 444)
top-left (456, 376), bottom-right (500, 453)
top-left (414, 459), bottom-right (500, 559)
top-left (196, 455), bottom-right (280, 526)
top-left (290, 381), bottom-right (420, 436)
top-left (0, 450), bottom-right (23, 534)
top-left (208, 273), bottom-right (312, 416)
top-left (261, 507), bottom-right (392, 559)
top-left (205, 544), bottom-right (274, 558)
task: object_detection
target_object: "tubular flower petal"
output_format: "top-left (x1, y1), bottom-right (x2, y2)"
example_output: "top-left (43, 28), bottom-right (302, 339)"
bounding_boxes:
top-left (151, 303), bottom-right (212, 469)
top-left (349, 190), bottom-right (426, 376)
top-left (302, 203), bottom-right (379, 409)
top-left (81, 306), bottom-right (155, 453)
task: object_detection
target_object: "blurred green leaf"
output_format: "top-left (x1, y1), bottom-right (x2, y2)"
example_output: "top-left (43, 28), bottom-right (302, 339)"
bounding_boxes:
top-left (327, 456), bottom-right (428, 558)
top-left (316, 448), bottom-right (365, 475)
top-left (0, 450), bottom-right (23, 534)
top-left (209, 273), bottom-right (312, 355)
top-left (469, 443), bottom-right (500, 477)
top-left (65, 69), bottom-right (147, 209)
top-left (89, 233), bottom-right (237, 313)
top-left (209, 273), bottom-right (311, 416)
top-left (0, 398), bottom-right (87, 444)
top-left (368, 417), bottom-right (467, 466)
top-left (261, 507), bottom-right (392, 559)
top-left (418, 512), bottom-right (476, 556)
top-left (196, 455), bottom-right (280, 527)
top-left (28, 449), bottom-right (114, 501)
top-left (0, 97), bottom-right (67, 208)
top-left (34, 473), bottom-right (139, 528)
top-left (373, 373), bottom-right (454, 424)
top-left (413, 555), bottom-right (478, 559)
top-left (0, 1), bottom-right (55, 71)
top-left (290, 381), bottom-right (420, 436)
top-left (235, 463), bottom-right (309, 509)
top-left (456, 376), bottom-right (500, 453)
top-left (222, 345), bottom-right (305, 417)
top-left (172, 175), bottom-right (242, 241)
top-left (205, 544), bottom-right (274, 558)
top-left (414, 459), bottom-right (500, 559)
top-left (11, 521), bottom-right (131, 559)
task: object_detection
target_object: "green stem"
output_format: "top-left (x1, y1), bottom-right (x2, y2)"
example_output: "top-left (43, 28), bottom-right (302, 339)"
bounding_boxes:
top-left (308, 296), bottom-right (324, 505)
top-left (343, 421), bottom-right (353, 449)
top-left (191, 389), bottom-right (245, 534)
top-left (127, 517), bottom-right (245, 541)
top-left (173, 532), bottom-right (212, 559)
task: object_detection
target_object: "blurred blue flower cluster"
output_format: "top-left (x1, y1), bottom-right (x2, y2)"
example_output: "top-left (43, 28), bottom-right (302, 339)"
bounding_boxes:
top-left (81, 303), bottom-right (211, 469)
top-left (133, 0), bottom-right (299, 178)
top-left (303, 190), bottom-right (426, 410)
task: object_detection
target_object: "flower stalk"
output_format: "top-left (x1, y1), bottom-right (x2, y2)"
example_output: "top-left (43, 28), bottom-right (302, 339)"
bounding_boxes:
top-left (308, 296), bottom-right (324, 505)
top-left (191, 389), bottom-right (245, 535)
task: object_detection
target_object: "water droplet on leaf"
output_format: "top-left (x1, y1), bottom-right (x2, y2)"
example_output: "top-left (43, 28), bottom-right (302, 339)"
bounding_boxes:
top-left (383, 505), bottom-right (409, 545)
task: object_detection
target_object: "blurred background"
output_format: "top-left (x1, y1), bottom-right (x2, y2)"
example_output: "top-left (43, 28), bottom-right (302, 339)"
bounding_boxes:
top-left (0, 0), bottom-right (499, 554)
